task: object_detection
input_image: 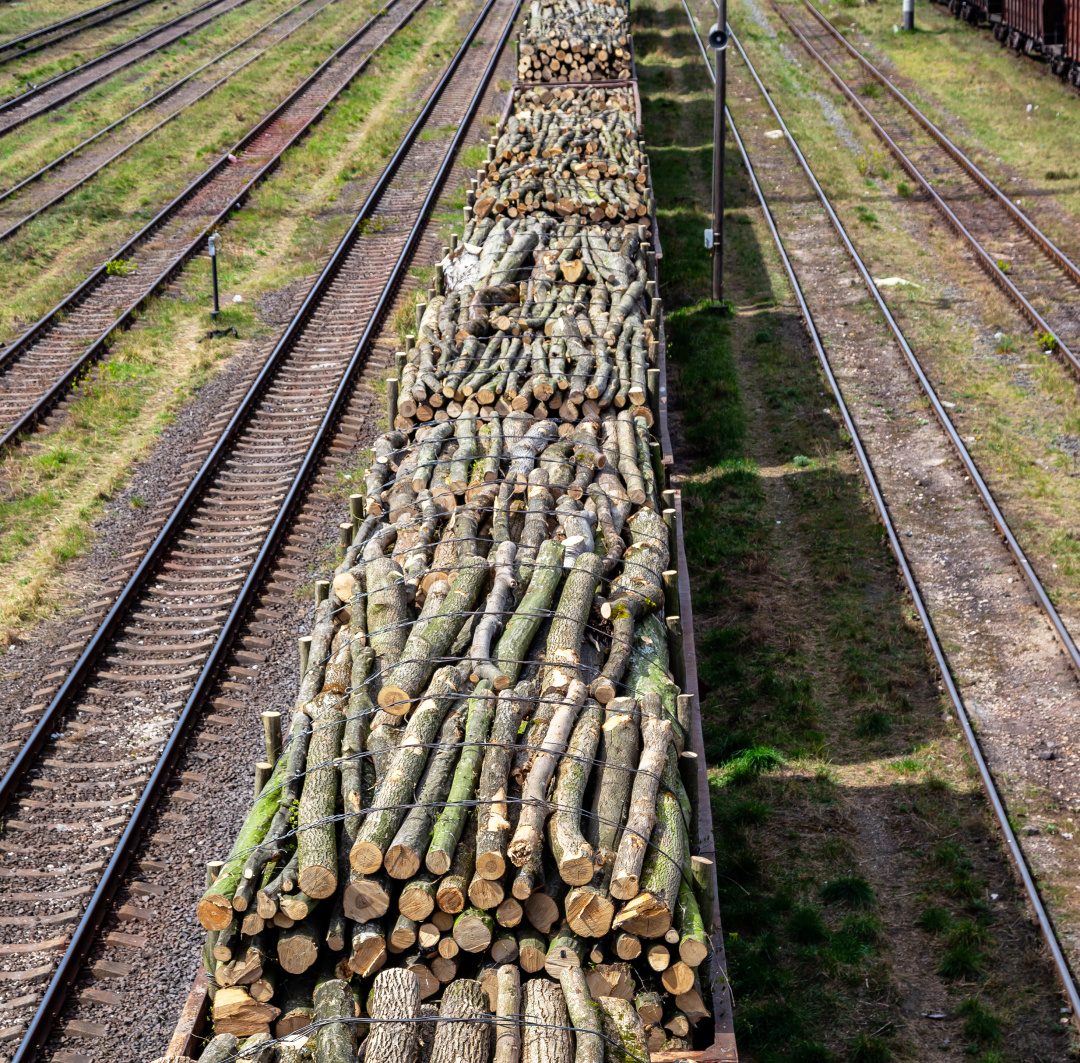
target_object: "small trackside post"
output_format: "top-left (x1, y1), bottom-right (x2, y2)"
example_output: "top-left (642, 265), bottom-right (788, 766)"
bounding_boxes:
top-left (903, 0), bottom-right (914, 30)
top-left (208, 232), bottom-right (220, 319)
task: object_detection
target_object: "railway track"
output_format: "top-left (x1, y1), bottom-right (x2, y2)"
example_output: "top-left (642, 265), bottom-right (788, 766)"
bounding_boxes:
top-left (0, 0), bottom-right (520, 1055)
top-left (0, 0), bottom-right (257, 136)
top-left (685, 0), bottom-right (1080, 1021)
top-left (0, 0), bottom-right (343, 243)
top-left (775, 0), bottom-right (1080, 373)
top-left (0, 0), bottom-right (163, 67)
top-left (0, 0), bottom-right (427, 451)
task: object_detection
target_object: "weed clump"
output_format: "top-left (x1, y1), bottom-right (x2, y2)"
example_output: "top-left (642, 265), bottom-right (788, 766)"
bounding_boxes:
top-left (855, 711), bottom-right (891, 736)
top-left (916, 906), bottom-right (952, 934)
top-left (821, 875), bottom-right (876, 908)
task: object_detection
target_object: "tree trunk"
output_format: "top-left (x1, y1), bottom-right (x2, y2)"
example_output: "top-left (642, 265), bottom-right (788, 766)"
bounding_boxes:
top-left (351, 665), bottom-right (466, 875)
top-left (436, 810), bottom-right (478, 914)
top-left (367, 555), bottom-right (410, 672)
top-left (365, 968), bottom-right (422, 1063)
top-left (476, 689), bottom-right (526, 881)
top-left (596, 996), bottom-right (649, 1063)
top-left (541, 551), bottom-right (603, 699)
top-left (314, 979), bottom-right (356, 1063)
top-left (521, 977), bottom-right (572, 1063)
top-left (297, 692), bottom-right (345, 899)
top-left (385, 708), bottom-right (465, 880)
top-left (379, 556), bottom-right (490, 711)
top-left (427, 683), bottom-right (495, 875)
top-left (430, 980), bottom-right (490, 1063)
top-left (609, 714), bottom-right (671, 901)
top-left (509, 680), bottom-right (587, 868)
top-left (612, 789), bottom-right (685, 938)
top-left (549, 700), bottom-right (602, 885)
top-left (494, 963), bottom-right (521, 1063)
top-left (494, 539), bottom-right (565, 686)
top-left (559, 967), bottom-right (603, 1063)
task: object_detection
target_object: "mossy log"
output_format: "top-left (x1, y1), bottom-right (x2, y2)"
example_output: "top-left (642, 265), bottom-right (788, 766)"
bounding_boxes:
top-left (612, 788), bottom-right (685, 938)
top-left (494, 539), bottom-right (565, 687)
top-left (518, 927), bottom-right (548, 974)
top-left (198, 752), bottom-right (292, 929)
top-left (351, 665), bottom-right (466, 875)
top-left (453, 906), bottom-right (495, 953)
top-left (313, 978), bottom-right (355, 1063)
top-left (379, 555), bottom-right (490, 711)
top-left (399, 872), bottom-right (439, 921)
top-left (427, 682), bottom-right (495, 875)
top-left (544, 919), bottom-right (588, 981)
top-left (385, 708), bottom-right (465, 880)
top-left (596, 996), bottom-right (649, 1063)
top-left (436, 810), bottom-right (478, 914)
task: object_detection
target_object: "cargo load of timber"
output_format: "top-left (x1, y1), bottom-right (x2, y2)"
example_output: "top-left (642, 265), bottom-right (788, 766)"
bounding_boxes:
top-left (517, 0), bottom-right (633, 82)
top-left (178, 77), bottom-right (718, 1063)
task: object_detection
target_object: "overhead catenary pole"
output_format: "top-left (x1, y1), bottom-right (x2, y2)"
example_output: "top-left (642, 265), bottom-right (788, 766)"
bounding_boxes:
top-left (708, 19), bottom-right (728, 304)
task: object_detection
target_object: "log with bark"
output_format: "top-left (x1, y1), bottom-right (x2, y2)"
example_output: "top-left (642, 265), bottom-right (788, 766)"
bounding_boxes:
top-left (521, 977), bottom-right (572, 1063)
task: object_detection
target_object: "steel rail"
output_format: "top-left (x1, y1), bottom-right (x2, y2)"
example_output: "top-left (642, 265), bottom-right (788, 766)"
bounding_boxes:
top-left (772, 0), bottom-right (1080, 376)
top-left (796, 0), bottom-right (1080, 293)
top-left (683, 0), bottom-right (1080, 1024)
top-left (691, 9), bottom-right (1080, 1017)
top-left (0, 0), bottom-right (337, 228)
top-left (0, 0), bottom-right (160, 66)
top-left (9, 0), bottom-right (520, 1055)
top-left (0, 0), bottom-right (255, 134)
top-left (726, 23), bottom-right (1080, 684)
top-left (0, 0), bottom-right (424, 450)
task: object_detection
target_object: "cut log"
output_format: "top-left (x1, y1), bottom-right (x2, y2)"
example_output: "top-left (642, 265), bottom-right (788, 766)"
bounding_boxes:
top-left (417, 921), bottom-right (441, 950)
top-left (491, 928), bottom-right (519, 965)
top-left (494, 964), bottom-right (521, 1063)
top-left (427, 683), bottom-right (495, 875)
top-left (430, 955), bottom-right (459, 984)
top-left (399, 873), bottom-right (438, 921)
top-left (274, 974), bottom-right (315, 1037)
top-left (212, 986), bottom-right (280, 1038)
top-left (584, 963), bottom-right (633, 1002)
top-left (365, 967), bottom-right (422, 1063)
top-left (343, 869), bottom-right (392, 924)
top-left (518, 927), bottom-right (548, 974)
top-left (664, 1011), bottom-right (690, 1038)
top-left (675, 967), bottom-right (711, 1026)
top-left (541, 551), bottom-right (603, 699)
top-left (436, 810), bottom-right (478, 914)
top-left (559, 967), bottom-right (603, 1063)
top-left (494, 539), bottom-right (565, 686)
top-left (609, 713), bottom-right (671, 901)
top-left (495, 897), bottom-right (523, 928)
top-left (646, 943), bottom-right (670, 972)
top-left (508, 679), bottom-right (587, 868)
top-left (197, 1033), bottom-right (239, 1063)
top-left (476, 689), bottom-right (526, 881)
top-left (468, 868), bottom-right (505, 910)
top-left (278, 909), bottom-right (327, 974)
top-left (549, 699), bottom-right (602, 885)
top-left (596, 996), bottom-right (649, 1063)
top-left (612, 931), bottom-right (641, 961)
top-left (349, 920), bottom-right (387, 978)
top-left (430, 979), bottom-right (490, 1063)
top-left (523, 872), bottom-right (564, 934)
top-left (661, 961), bottom-right (695, 996)
top-left (453, 906), bottom-right (495, 953)
top-left (521, 977), bottom-right (572, 1063)
top-left (612, 789), bottom-right (685, 938)
top-left (314, 978), bottom-right (356, 1063)
top-left (634, 991), bottom-right (663, 1026)
top-left (401, 953), bottom-right (441, 1001)
top-left (351, 665), bottom-right (466, 875)
top-left (544, 920), bottom-right (588, 980)
top-left (198, 753), bottom-right (291, 929)
top-left (367, 555), bottom-right (410, 669)
top-left (385, 709), bottom-right (465, 880)
top-left (297, 692), bottom-right (345, 899)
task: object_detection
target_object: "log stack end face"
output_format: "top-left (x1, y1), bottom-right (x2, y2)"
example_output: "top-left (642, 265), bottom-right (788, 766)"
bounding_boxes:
top-left (187, 1), bottom-right (723, 1059)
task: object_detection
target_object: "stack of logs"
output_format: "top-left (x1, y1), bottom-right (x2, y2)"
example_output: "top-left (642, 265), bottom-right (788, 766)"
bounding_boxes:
top-left (185, 79), bottom-right (714, 1063)
top-left (518, 0), bottom-right (632, 82)
top-left (471, 88), bottom-right (651, 228)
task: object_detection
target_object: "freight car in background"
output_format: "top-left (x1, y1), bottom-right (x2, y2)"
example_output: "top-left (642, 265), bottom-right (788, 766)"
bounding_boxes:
top-left (935, 0), bottom-right (1080, 85)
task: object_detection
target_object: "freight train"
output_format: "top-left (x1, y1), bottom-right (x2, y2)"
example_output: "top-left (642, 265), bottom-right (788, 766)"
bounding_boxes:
top-left (937, 0), bottom-right (1080, 84)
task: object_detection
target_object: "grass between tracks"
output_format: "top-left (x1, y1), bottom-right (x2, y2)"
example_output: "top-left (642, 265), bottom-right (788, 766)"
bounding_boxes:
top-left (0, 0), bottom-right (306, 190)
top-left (0, 0), bottom-right (233, 100)
top-left (0, 0), bottom-right (479, 639)
top-left (637, 0), bottom-right (1074, 1059)
top-left (0, 0), bottom-right (408, 340)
